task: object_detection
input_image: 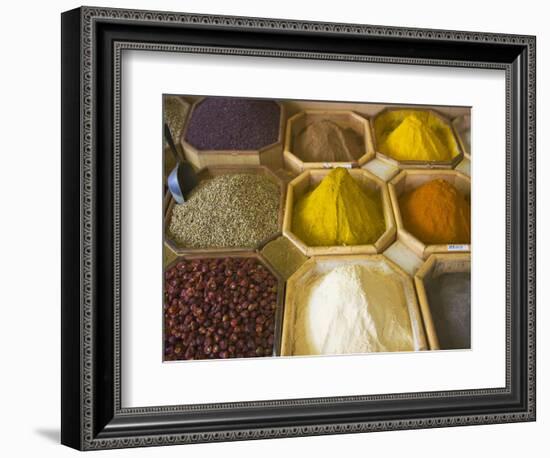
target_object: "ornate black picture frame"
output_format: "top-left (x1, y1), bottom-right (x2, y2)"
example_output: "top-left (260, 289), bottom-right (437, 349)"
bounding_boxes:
top-left (61, 6), bottom-right (536, 450)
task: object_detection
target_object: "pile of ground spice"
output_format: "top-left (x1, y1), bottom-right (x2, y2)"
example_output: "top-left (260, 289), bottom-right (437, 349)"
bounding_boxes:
top-left (292, 263), bottom-right (415, 355)
top-left (374, 110), bottom-right (459, 162)
top-left (399, 179), bottom-right (470, 245)
top-left (426, 272), bottom-right (471, 349)
top-left (292, 168), bottom-right (385, 247)
top-left (184, 97), bottom-right (280, 150)
top-left (260, 236), bottom-right (308, 280)
top-left (294, 120), bottom-right (363, 162)
top-left (168, 173), bottom-right (280, 248)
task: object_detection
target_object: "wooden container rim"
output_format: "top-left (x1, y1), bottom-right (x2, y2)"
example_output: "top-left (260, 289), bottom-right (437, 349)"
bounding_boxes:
top-left (286, 109), bottom-right (372, 121)
top-left (389, 168), bottom-right (472, 186)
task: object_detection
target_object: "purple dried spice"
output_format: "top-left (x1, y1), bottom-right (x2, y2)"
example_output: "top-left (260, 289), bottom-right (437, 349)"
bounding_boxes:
top-left (185, 97), bottom-right (280, 151)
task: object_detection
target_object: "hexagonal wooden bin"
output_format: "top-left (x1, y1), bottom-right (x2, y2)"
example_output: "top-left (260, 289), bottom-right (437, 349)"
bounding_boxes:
top-left (283, 110), bottom-right (375, 174)
top-left (388, 170), bottom-right (471, 259)
top-left (164, 166), bottom-right (286, 256)
top-left (164, 251), bottom-right (286, 358)
top-left (414, 253), bottom-right (471, 350)
top-left (282, 169), bottom-right (396, 256)
top-left (280, 255), bottom-right (428, 356)
top-left (452, 114), bottom-right (471, 159)
top-left (180, 99), bottom-right (285, 170)
top-left (372, 108), bottom-right (464, 169)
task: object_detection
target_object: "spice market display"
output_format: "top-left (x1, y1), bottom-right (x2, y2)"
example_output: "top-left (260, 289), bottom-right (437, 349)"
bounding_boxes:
top-left (162, 95), bottom-right (472, 361)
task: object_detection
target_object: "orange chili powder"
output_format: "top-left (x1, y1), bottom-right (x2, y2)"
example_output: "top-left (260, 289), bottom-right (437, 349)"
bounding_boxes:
top-left (399, 179), bottom-right (470, 245)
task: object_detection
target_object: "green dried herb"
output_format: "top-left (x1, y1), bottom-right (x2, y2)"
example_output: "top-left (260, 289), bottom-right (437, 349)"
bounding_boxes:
top-left (168, 173), bottom-right (280, 248)
top-left (164, 96), bottom-right (189, 145)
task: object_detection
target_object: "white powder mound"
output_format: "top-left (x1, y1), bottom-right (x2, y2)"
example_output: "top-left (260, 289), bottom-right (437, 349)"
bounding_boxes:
top-left (293, 264), bottom-right (414, 355)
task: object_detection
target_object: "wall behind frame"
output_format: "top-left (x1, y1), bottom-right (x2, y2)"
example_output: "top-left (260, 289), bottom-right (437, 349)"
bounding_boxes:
top-left (0, 0), bottom-right (546, 457)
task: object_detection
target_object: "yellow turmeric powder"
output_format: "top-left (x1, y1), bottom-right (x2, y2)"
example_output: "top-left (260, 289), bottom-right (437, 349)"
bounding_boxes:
top-left (292, 168), bottom-right (385, 246)
top-left (399, 179), bottom-right (470, 244)
top-left (374, 110), bottom-right (460, 162)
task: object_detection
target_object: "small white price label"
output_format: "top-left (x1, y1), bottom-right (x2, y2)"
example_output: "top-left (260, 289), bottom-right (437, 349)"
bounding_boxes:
top-left (447, 244), bottom-right (470, 251)
top-left (323, 163), bottom-right (352, 169)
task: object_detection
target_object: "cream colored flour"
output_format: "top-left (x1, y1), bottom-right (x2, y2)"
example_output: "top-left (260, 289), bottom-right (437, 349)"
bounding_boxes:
top-left (293, 264), bottom-right (414, 355)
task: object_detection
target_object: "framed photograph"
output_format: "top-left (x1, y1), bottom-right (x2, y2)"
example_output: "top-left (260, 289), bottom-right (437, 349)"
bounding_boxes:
top-left (61, 6), bottom-right (536, 450)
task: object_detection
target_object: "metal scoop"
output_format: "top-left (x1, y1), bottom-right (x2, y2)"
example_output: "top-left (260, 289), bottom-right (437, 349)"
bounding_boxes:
top-left (164, 123), bottom-right (199, 203)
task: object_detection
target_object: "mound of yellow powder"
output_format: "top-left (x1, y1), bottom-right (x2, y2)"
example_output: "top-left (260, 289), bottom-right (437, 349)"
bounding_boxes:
top-left (292, 168), bottom-right (385, 246)
top-left (399, 179), bottom-right (470, 245)
top-left (375, 110), bottom-right (459, 162)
